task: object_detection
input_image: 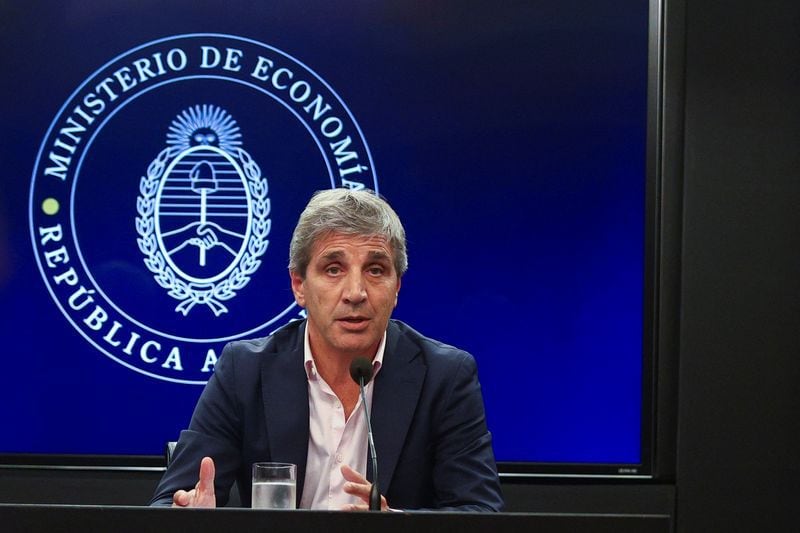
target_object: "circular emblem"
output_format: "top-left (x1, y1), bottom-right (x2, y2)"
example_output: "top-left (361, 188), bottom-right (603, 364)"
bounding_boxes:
top-left (29, 34), bottom-right (378, 384)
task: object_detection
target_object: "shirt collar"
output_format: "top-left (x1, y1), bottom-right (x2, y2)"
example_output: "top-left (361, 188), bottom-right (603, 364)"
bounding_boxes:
top-left (303, 322), bottom-right (386, 381)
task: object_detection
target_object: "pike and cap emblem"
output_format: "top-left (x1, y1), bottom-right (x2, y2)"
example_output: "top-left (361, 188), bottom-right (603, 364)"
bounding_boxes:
top-left (136, 105), bottom-right (271, 316)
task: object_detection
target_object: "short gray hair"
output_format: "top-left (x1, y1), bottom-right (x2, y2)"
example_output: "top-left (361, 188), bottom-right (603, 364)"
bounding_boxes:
top-left (288, 189), bottom-right (408, 277)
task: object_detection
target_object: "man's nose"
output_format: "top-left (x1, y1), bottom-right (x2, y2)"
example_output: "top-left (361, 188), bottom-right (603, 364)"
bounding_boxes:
top-left (342, 273), bottom-right (367, 304)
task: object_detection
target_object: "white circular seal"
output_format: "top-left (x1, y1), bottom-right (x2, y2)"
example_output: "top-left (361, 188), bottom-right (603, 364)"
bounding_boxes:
top-left (29, 33), bottom-right (379, 384)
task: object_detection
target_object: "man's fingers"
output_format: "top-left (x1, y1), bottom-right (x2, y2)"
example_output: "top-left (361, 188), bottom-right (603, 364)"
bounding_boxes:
top-left (340, 464), bottom-right (389, 511)
top-left (340, 465), bottom-right (371, 500)
top-left (197, 456), bottom-right (216, 495)
top-left (170, 459), bottom-right (217, 508)
top-left (343, 481), bottom-right (371, 499)
top-left (340, 464), bottom-right (368, 484)
top-left (172, 489), bottom-right (193, 507)
top-left (343, 480), bottom-right (389, 509)
top-left (341, 486), bottom-right (389, 512)
top-left (341, 503), bottom-right (369, 512)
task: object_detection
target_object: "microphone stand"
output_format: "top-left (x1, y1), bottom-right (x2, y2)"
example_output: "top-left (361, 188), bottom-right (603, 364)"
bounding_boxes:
top-left (357, 375), bottom-right (381, 511)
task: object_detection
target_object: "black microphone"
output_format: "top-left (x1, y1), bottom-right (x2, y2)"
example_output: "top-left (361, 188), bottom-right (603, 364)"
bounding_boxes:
top-left (349, 356), bottom-right (381, 511)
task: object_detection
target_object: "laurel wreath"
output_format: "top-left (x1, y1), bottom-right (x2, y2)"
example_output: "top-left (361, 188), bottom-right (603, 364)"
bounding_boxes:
top-left (136, 146), bottom-right (271, 316)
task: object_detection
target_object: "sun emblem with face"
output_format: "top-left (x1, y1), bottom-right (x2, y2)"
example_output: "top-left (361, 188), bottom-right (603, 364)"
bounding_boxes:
top-left (167, 105), bottom-right (242, 150)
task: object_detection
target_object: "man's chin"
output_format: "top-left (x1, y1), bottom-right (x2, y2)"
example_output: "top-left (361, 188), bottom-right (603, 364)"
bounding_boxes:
top-left (333, 333), bottom-right (380, 357)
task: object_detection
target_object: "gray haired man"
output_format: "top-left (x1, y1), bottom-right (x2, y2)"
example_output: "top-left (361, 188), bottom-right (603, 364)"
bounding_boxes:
top-left (151, 189), bottom-right (503, 511)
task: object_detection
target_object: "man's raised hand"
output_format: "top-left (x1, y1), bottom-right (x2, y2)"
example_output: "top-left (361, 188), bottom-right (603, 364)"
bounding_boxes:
top-left (340, 464), bottom-right (388, 511)
top-left (172, 456), bottom-right (217, 508)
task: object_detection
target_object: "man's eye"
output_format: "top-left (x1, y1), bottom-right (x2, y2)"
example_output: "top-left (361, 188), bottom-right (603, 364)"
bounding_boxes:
top-left (325, 266), bottom-right (342, 275)
top-left (368, 266), bottom-right (385, 276)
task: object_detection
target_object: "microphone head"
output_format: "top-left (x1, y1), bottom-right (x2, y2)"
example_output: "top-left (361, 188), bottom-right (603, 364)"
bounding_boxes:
top-left (349, 356), bottom-right (374, 385)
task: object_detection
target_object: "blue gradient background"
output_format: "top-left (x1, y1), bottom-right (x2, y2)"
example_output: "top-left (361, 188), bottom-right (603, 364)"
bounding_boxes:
top-left (0, 1), bottom-right (647, 465)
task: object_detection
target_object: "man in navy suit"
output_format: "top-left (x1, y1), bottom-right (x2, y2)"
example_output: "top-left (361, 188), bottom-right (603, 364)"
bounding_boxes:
top-left (150, 189), bottom-right (503, 511)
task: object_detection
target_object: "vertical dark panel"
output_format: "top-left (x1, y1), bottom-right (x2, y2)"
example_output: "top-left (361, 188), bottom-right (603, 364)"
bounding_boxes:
top-left (678, 1), bottom-right (800, 531)
top-left (652, 0), bottom-right (686, 483)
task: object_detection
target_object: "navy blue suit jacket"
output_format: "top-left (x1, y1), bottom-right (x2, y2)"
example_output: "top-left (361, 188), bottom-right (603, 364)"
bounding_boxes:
top-left (150, 319), bottom-right (503, 511)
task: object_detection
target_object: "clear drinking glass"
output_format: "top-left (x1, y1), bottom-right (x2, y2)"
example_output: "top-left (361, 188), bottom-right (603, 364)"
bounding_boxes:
top-left (251, 462), bottom-right (297, 509)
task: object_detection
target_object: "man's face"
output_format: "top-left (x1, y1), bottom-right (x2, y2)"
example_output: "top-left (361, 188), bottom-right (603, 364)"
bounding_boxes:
top-left (290, 232), bottom-right (401, 361)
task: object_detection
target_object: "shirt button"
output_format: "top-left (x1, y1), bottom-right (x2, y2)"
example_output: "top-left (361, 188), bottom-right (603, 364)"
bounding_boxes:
top-left (335, 401), bottom-right (341, 409)
top-left (335, 454), bottom-right (343, 463)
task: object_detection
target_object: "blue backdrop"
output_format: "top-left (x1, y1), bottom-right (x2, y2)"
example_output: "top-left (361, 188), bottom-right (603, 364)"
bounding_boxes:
top-left (0, 1), bottom-right (649, 469)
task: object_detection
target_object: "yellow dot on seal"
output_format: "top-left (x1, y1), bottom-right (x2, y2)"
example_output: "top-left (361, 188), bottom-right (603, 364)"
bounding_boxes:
top-left (42, 198), bottom-right (60, 215)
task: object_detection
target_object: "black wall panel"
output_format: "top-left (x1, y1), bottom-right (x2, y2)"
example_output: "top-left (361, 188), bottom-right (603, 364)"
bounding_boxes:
top-left (677, 1), bottom-right (800, 531)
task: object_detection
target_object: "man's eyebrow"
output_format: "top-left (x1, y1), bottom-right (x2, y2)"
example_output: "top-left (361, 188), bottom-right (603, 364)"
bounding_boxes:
top-left (320, 250), bottom-right (345, 262)
top-left (368, 250), bottom-right (391, 262)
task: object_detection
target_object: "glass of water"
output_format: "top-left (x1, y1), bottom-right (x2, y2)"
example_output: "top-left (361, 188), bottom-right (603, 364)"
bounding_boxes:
top-left (251, 462), bottom-right (297, 509)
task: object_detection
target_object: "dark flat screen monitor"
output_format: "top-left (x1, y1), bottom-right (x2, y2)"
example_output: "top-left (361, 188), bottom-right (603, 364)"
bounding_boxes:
top-left (0, 0), bottom-right (660, 478)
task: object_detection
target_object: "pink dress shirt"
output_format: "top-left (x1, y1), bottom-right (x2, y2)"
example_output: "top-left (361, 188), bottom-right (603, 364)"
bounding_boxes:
top-left (298, 328), bottom-right (385, 510)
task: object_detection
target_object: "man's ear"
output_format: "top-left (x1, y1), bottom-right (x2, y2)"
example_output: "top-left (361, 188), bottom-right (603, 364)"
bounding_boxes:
top-left (290, 270), bottom-right (305, 307)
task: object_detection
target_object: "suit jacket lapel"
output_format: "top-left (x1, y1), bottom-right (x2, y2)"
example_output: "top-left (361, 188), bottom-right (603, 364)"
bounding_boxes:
top-left (371, 322), bottom-right (425, 492)
top-left (261, 326), bottom-right (309, 503)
